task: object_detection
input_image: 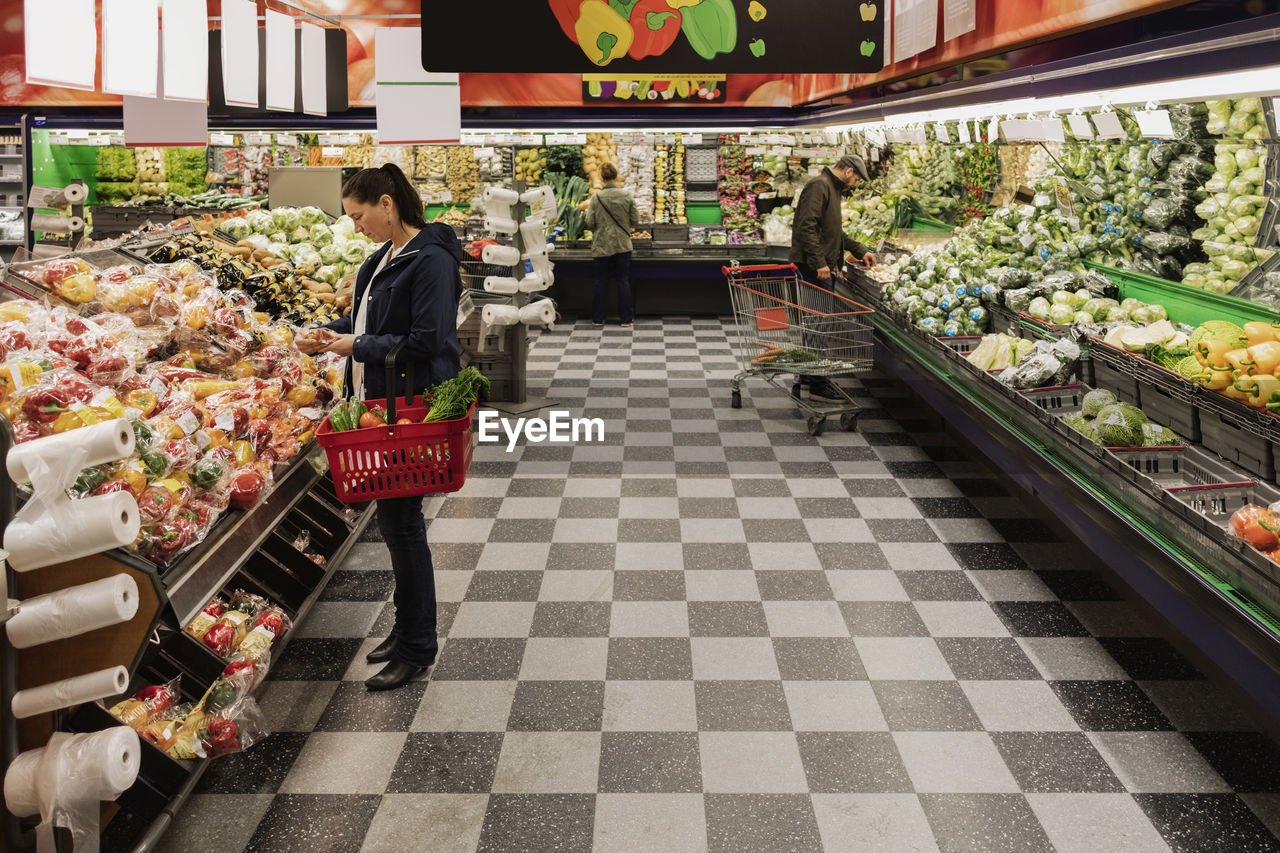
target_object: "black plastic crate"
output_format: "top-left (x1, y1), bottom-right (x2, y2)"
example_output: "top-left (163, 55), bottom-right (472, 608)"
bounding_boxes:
top-left (1091, 355), bottom-right (1140, 404)
top-left (1200, 406), bottom-right (1276, 481)
top-left (651, 223), bottom-right (689, 243)
top-left (1138, 380), bottom-right (1200, 443)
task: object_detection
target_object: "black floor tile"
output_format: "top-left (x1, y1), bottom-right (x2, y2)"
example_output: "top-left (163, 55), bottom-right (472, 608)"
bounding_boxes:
top-left (754, 570), bottom-right (835, 601)
top-left (897, 571), bottom-right (982, 601)
top-left (613, 571), bottom-right (687, 601)
top-left (1033, 569), bottom-right (1121, 601)
top-left (884, 461), bottom-right (947, 479)
top-left (1186, 732), bottom-right (1280, 793)
top-left (617, 518), bottom-right (683, 542)
top-left (684, 543), bottom-right (753, 571)
top-left (506, 680), bottom-right (605, 731)
top-left (434, 497), bottom-right (505, 519)
top-left (991, 731), bottom-right (1124, 793)
top-left (530, 601), bottom-right (611, 638)
top-left (546, 543), bottom-right (616, 571)
top-left (269, 639), bottom-right (364, 681)
top-left (477, 794), bottom-right (596, 853)
top-left (864, 432), bottom-right (917, 446)
top-left (559, 497), bottom-right (623, 518)
top-left (695, 680), bottom-right (792, 731)
top-left (1135, 793), bottom-right (1280, 853)
top-left (866, 519), bottom-right (940, 543)
top-left (911, 498), bottom-right (982, 518)
top-left (796, 731), bottom-right (913, 793)
top-left (425, 542), bottom-right (485, 571)
top-left (815, 542), bottom-right (891, 571)
top-left (386, 732), bottom-right (504, 793)
top-left (244, 794), bottom-right (382, 853)
top-left (606, 637), bottom-right (693, 680)
top-left (840, 601), bottom-right (930, 637)
top-left (320, 570), bottom-right (395, 602)
top-left (620, 478), bottom-right (679, 497)
top-left (678, 497), bottom-right (742, 518)
top-left (196, 731), bottom-right (309, 794)
top-left (598, 731), bottom-right (703, 793)
top-left (945, 543), bottom-right (1029, 572)
top-left (315, 681), bottom-right (429, 732)
top-left (431, 638), bottom-right (527, 681)
top-left (505, 478), bottom-right (568, 497)
top-left (1097, 638), bottom-right (1204, 681)
top-left (935, 637), bottom-right (1041, 680)
top-left (465, 571), bottom-right (544, 602)
top-left (488, 518), bottom-right (557, 543)
top-left (872, 681), bottom-right (982, 731)
top-left (771, 637), bottom-right (866, 680)
top-left (793, 498), bottom-right (861, 519)
top-left (951, 478), bottom-right (1011, 497)
top-left (704, 794), bottom-right (823, 853)
top-left (919, 794), bottom-right (1055, 853)
top-left (991, 602), bottom-right (1090, 637)
top-left (742, 518), bottom-right (813, 542)
top-left (989, 518), bottom-right (1062, 543)
top-left (688, 601), bottom-right (771, 636)
top-left (1049, 680), bottom-right (1174, 731)
top-left (732, 478), bottom-right (792, 497)
top-left (843, 479), bottom-right (907, 498)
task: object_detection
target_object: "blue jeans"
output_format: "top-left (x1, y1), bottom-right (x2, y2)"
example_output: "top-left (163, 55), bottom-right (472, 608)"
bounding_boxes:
top-left (593, 251), bottom-right (634, 324)
top-left (376, 495), bottom-right (438, 667)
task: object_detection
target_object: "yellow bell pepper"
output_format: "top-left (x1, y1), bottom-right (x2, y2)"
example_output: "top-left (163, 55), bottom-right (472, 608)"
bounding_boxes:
top-left (57, 273), bottom-right (97, 303)
top-left (232, 440), bottom-right (256, 466)
top-left (98, 394), bottom-right (126, 419)
top-left (205, 428), bottom-right (230, 448)
top-left (1244, 322), bottom-right (1279, 347)
top-left (1248, 341), bottom-right (1280, 377)
top-left (52, 405), bottom-right (113, 433)
top-left (1234, 375), bottom-right (1280, 409)
top-left (0, 362), bottom-right (42, 401)
top-left (112, 465), bottom-right (147, 499)
top-left (150, 417), bottom-right (186, 440)
top-left (286, 385), bottom-right (317, 407)
top-left (574, 0), bottom-right (634, 66)
top-left (0, 302), bottom-right (30, 322)
top-left (231, 360), bottom-right (256, 379)
top-left (183, 380), bottom-right (240, 400)
top-left (1200, 362), bottom-right (1236, 391)
top-left (1195, 338), bottom-right (1232, 368)
top-left (1225, 348), bottom-right (1257, 377)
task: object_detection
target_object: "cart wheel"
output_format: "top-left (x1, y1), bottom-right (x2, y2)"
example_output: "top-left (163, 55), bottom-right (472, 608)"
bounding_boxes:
top-left (791, 382), bottom-right (803, 400)
top-left (731, 390), bottom-right (742, 409)
top-left (807, 415), bottom-right (825, 436)
top-left (840, 412), bottom-right (858, 432)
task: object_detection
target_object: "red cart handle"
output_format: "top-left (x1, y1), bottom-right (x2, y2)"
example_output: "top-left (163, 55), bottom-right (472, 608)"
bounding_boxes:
top-left (722, 263), bottom-right (799, 276)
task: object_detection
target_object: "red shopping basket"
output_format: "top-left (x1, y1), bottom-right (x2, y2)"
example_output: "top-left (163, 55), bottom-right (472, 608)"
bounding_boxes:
top-left (314, 341), bottom-right (478, 503)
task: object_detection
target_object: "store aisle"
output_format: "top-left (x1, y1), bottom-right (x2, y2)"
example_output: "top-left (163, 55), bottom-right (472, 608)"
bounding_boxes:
top-left (156, 318), bottom-right (1280, 853)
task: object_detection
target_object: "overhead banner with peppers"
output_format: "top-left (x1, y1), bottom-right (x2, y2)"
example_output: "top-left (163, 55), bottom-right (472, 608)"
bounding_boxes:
top-left (420, 0), bottom-right (887, 73)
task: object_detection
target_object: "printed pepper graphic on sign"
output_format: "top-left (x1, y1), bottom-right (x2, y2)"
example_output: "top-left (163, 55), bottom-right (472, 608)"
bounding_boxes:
top-left (548, 0), bottom-right (746, 65)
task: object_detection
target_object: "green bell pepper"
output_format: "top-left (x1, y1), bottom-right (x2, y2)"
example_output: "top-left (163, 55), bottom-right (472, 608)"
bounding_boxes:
top-left (681, 0), bottom-right (736, 60)
top-left (71, 466), bottom-right (107, 497)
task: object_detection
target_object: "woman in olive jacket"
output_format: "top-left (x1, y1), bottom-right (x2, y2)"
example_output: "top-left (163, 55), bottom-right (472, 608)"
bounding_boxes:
top-left (299, 163), bottom-right (462, 691)
top-left (585, 163), bottom-right (641, 326)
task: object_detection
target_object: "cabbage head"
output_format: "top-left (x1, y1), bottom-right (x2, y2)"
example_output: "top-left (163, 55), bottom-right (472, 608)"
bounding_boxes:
top-left (309, 223), bottom-right (334, 247)
top-left (319, 243), bottom-right (343, 265)
top-left (266, 242), bottom-right (290, 258)
top-left (271, 207), bottom-right (300, 233)
top-left (246, 209), bottom-right (274, 234)
top-left (222, 217), bottom-right (251, 240)
top-left (298, 206), bottom-right (327, 226)
top-left (245, 234), bottom-right (270, 251)
top-left (332, 215), bottom-right (356, 238)
top-left (1214, 152), bottom-right (1238, 178)
top-left (1236, 148), bottom-right (1261, 170)
top-left (342, 241), bottom-right (367, 264)
top-left (1228, 110), bottom-right (1257, 136)
top-left (293, 245), bottom-right (322, 268)
top-left (314, 265), bottom-right (340, 284)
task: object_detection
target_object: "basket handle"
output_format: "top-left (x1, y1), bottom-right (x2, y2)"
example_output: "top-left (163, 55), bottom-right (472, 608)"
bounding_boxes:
top-left (383, 337), bottom-right (415, 425)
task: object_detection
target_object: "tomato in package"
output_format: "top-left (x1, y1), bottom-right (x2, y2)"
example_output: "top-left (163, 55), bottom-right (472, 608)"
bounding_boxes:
top-left (200, 623), bottom-right (237, 657)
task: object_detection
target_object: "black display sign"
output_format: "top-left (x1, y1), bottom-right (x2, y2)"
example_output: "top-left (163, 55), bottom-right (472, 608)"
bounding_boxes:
top-left (423, 0), bottom-right (885, 73)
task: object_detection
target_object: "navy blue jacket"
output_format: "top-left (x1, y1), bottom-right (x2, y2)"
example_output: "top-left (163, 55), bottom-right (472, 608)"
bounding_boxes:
top-left (324, 224), bottom-right (463, 400)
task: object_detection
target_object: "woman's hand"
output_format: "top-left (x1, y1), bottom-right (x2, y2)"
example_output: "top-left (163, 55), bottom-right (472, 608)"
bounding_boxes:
top-left (323, 334), bottom-right (356, 357)
top-left (296, 328), bottom-right (335, 354)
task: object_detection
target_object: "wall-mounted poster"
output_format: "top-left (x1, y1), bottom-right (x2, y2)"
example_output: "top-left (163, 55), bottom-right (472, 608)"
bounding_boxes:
top-left (582, 74), bottom-right (727, 103)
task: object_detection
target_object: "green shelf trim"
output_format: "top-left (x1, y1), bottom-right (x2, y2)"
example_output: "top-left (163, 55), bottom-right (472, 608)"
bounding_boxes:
top-left (1084, 260), bottom-right (1280, 326)
top-left (875, 315), bottom-right (1280, 640)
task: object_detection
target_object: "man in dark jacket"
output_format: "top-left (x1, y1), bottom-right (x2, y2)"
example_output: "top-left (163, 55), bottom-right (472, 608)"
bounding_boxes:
top-left (789, 154), bottom-right (877, 399)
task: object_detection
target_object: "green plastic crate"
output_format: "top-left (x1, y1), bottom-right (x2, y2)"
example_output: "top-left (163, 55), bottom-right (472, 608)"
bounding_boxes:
top-left (1083, 261), bottom-right (1280, 327)
top-left (686, 202), bottom-right (722, 225)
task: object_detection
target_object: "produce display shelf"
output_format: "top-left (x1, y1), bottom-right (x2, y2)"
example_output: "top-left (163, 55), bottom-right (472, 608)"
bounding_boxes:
top-left (1083, 260), bottom-right (1280, 327)
top-left (871, 312), bottom-right (1280, 717)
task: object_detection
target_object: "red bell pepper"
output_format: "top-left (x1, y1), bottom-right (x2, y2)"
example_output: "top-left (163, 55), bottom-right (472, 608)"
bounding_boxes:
top-left (627, 0), bottom-right (681, 59)
top-left (202, 623), bottom-right (236, 656)
top-left (228, 468), bottom-right (266, 510)
top-left (204, 717), bottom-right (240, 755)
top-left (139, 485), bottom-right (176, 524)
top-left (549, 0), bottom-right (585, 42)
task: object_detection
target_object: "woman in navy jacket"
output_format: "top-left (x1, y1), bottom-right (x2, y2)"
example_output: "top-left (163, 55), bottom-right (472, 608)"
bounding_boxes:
top-left (299, 163), bottom-right (463, 691)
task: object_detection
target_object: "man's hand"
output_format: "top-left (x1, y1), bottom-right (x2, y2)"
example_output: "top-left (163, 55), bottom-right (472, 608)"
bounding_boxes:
top-left (862, 253), bottom-right (877, 267)
top-left (323, 334), bottom-right (356, 358)
top-left (816, 265), bottom-right (832, 280)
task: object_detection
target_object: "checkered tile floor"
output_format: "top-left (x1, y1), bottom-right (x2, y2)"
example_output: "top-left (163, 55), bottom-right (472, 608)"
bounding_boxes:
top-left (141, 318), bottom-right (1280, 853)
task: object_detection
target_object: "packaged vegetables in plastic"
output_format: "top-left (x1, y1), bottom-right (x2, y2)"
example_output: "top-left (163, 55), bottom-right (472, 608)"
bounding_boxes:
top-left (996, 340), bottom-right (1080, 389)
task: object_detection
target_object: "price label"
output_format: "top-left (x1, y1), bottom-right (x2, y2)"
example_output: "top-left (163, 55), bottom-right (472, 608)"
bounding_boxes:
top-left (988, 121), bottom-right (1000, 142)
top-left (956, 121), bottom-right (971, 143)
top-left (209, 132), bottom-right (236, 146)
top-left (518, 134), bottom-right (542, 145)
top-left (566, 133), bottom-right (588, 144)
top-left (680, 134), bottom-right (703, 145)
top-left (1135, 109), bottom-right (1175, 138)
top-left (124, 407), bottom-right (142, 420)
top-left (298, 407), bottom-right (322, 420)
top-left (193, 430), bottom-right (212, 450)
top-left (215, 412), bottom-right (236, 431)
top-left (244, 132), bottom-right (271, 145)
top-left (1091, 112), bottom-right (1125, 139)
top-left (933, 123), bottom-right (950, 143)
top-left (68, 134), bottom-right (91, 146)
top-left (1043, 118), bottom-right (1066, 143)
top-left (90, 388), bottom-right (115, 407)
top-left (275, 133), bottom-right (299, 146)
top-left (870, 148), bottom-right (880, 162)
top-left (1066, 114), bottom-right (1093, 140)
top-left (177, 412), bottom-right (200, 435)
top-left (1019, 232), bottom-right (1037, 248)
top-left (322, 146), bottom-right (343, 157)
top-left (745, 147), bottom-right (766, 155)
top-left (778, 134), bottom-right (796, 146)
top-left (150, 378), bottom-right (168, 398)
top-left (475, 147), bottom-right (496, 158)
top-left (107, 134), bottom-right (125, 146)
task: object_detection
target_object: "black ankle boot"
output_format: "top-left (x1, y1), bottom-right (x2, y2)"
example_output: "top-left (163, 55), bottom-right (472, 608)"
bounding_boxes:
top-left (365, 658), bottom-right (430, 691)
top-left (366, 636), bottom-right (397, 664)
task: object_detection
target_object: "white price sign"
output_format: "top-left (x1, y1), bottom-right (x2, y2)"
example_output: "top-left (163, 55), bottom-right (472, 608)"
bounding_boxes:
top-left (209, 132), bottom-right (235, 146)
top-left (745, 147), bottom-right (766, 155)
top-left (244, 132), bottom-right (271, 145)
top-left (1135, 109), bottom-right (1175, 138)
top-left (933, 123), bottom-right (950, 143)
top-left (322, 146), bottom-right (344, 157)
top-left (956, 121), bottom-right (971, 143)
top-left (474, 147), bottom-right (496, 158)
top-left (566, 133), bottom-right (588, 144)
top-left (1066, 114), bottom-right (1094, 140)
top-left (1091, 112), bottom-right (1125, 139)
top-left (518, 134), bottom-right (542, 145)
top-left (275, 133), bottom-right (299, 146)
top-left (680, 134), bottom-right (703, 145)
